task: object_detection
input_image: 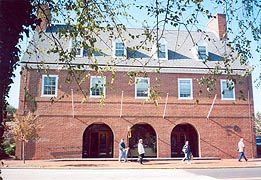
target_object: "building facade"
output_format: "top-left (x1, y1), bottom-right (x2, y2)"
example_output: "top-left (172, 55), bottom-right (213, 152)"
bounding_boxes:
top-left (16, 14), bottom-right (256, 160)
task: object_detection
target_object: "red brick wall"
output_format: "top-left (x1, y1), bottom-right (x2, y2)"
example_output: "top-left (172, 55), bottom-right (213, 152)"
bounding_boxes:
top-left (16, 69), bottom-right (256, 160)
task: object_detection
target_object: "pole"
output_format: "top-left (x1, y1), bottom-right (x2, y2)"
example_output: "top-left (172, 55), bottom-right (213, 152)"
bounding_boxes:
top-left (207, 94), bottom-right (217, 119)
top-left (71, 89), bottom-right (74, 118)
top-left (120, 91), bottom-right (123, 117)
top-left (163, 93), bottom-right (169, 118)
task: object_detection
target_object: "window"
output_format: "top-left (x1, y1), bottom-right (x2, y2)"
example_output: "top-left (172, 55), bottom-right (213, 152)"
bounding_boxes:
top-left (221, 80), bottom-right (235, 100)
top-left (90, 76), bottom-right (106, 98)
top-left (70, 38), bottom-right (83, 57)
top-left (192, 40), bottom-right (208, 61)
top-left (198, 45), bottom-right (207, 60)
top-left (41, 75), bottom-right (58, 97)
top-left (158, 43), bottom-right (167, 59)
top-left (178, 79), bottom-right (193, 99)
top-left (154, 38), bottom-right (168, 60)
top-left (113, 39), bottom-right (126, 57)
top-left (135, 77), bottom-right (150, 98)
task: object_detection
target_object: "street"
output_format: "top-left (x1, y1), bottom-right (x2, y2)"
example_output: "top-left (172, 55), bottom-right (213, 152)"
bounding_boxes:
top-left (1, 168), bottom-right (261, 180)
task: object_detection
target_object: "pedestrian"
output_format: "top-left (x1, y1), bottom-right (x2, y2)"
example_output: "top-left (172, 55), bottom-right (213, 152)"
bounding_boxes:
top-left (119, 138), bottom-right (127, 162)
top-left (181, 140), bottom-right (191, 164)
top-left (138, 139), bottom-right (145, 164)
top-left (238, 138), bottom-right (248, 162)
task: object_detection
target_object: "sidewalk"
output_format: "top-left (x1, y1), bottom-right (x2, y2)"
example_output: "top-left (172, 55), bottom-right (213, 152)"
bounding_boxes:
top-left (1, 158), bottom-right (261, 169)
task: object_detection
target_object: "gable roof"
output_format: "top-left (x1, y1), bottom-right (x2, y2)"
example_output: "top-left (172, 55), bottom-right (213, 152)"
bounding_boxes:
top-left (21, 25), bottom-right (246, 74)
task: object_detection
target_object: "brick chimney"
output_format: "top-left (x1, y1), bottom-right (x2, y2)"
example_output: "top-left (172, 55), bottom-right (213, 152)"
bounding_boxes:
top-left (36, 4), bottom-right (51, 32)
top-left (207, 14), bottom-right (227, 39)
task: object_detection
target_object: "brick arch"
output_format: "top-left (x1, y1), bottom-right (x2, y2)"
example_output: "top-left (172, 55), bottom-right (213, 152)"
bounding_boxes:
top-left (82, 123), bottom-right (114, 158)
top-left (127, 123), bottom-right (157, 158)
top-left (171, 123), bottom-right (199, 157)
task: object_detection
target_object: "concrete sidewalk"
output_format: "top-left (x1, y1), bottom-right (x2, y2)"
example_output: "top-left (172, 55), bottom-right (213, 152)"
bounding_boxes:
top-left (1, 158), bottom-right (261, 169)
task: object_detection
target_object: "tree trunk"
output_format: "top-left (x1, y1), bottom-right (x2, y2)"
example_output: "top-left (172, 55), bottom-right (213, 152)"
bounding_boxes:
top-left (22, 140), bottom-right (25, 164)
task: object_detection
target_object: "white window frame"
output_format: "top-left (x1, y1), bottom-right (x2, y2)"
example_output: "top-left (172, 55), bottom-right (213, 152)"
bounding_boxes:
top-left (70, 38), bottom-right (84, 57)
top-left (220, 79), bottom-right (235, 100)
top-left (192, 40), bottom-right (208, 61)
top-left (158, 38), bottom-right (168, 60)
top-left (135, 77), bottom-right (150, 99)
top-left (90, 76), bottom-right (106, 98)
top-left (41, 75), bottom-right (58, 97)
top-left (153, 38), bottom-right (168, 60)
top-left (197, 45), bottom-right (207, 60)
top-left (113, 39), bottom-right (126, 58)
top-left (178, 78), bottom-right (193, 100)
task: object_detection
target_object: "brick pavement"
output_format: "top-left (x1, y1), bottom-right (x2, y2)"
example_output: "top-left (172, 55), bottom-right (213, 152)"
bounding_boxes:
top-left (1, 158), bottom-right (261, 169)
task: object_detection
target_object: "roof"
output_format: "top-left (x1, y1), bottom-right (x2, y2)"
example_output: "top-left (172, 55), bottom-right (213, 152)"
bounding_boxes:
top-left (21, 25), bottom-right (246, 74)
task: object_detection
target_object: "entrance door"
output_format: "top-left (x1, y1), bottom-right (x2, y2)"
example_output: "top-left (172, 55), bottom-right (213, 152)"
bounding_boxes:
top-left (171, 132), bottom-right (186, 157)
top-left (98, 131), bottom-right (111, 157)
top-left (171, 124), bottom-right (198, 157)
top-left (82, 124), bottom-right (113, 158)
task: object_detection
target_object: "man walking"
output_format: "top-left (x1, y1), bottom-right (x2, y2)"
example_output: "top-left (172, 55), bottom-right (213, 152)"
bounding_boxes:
top-left (119, 138), bottom-right (127, 162)
top-left (238, 138), bottom-right (248, 162)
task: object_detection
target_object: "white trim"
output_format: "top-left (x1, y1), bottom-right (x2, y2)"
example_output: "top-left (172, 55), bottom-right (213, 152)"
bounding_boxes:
top-left (220, 79), bottom-right (235, 100)
top-left (113, 39), bottom-right (127, 58)
top-left (70, 38), bottom-right (84, 57)
top-left (192, 40), bottom-right (208, 61)
top-left (41, 74), bottom-right (58, 97)
top-left (178, 78), bottom-right (193, 100)
top-left (90, 76), bottom-right (106, 98)
top-left (135, 77), bottom-right (150, 99)
top-left (153, 38), bottom-right (168, 60)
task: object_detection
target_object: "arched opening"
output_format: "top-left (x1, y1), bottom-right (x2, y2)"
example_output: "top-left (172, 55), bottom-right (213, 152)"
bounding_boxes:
top-left (82, 123), bottom-right (113, 158)
top-left (171, 123), bottom-right (199, 157)
top-left (128, 123), bottom-right (157, 158)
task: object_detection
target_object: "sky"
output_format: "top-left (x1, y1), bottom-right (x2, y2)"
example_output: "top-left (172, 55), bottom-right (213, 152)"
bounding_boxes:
top-left (7, 0), bottom-right (261, 114)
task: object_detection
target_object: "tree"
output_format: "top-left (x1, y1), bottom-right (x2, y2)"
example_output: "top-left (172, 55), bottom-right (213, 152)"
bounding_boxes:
top-left (255, 112), bottom-right (261, 136)
top-left (0, 0), bottom-right (36, 158)
top-left (1, 105), bottom-right (17, 158)
top-left (8, 111), bottom-right (41, 163)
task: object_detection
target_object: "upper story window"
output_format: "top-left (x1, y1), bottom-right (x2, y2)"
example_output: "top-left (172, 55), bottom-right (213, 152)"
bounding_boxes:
top-left (90, 76), bottom-right (106, 98)
top-left (41, 75), bottom-right (58, 97)
top-left (197, 45), bottom-right (207, 60)
top-left (135, 77), bottom-right (150, 99)
top-left (113, 39), bottom-right (126, 58)
top-left (154, 38), bottom-right (168, 60)
top-left (70, 37), bottom-right (83, 57)
top-left (221, 79), bottom-right (235, 100)
top-left (192, 40), bottom-right (208, 61)
top-left (178, 78), bottom-right (193, 99)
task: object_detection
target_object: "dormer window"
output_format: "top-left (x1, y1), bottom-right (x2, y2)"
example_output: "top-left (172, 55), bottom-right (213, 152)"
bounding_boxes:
top-left (154, 38), bottom-right (168, 60)
top-left (192, 40), bottom-right (208, 61)
top-left (198, 45), bottom-right (207, 60)
top-left (113, 39), bottom-right (126, 58)
top-left (70, 38), bottom-right (83, 57)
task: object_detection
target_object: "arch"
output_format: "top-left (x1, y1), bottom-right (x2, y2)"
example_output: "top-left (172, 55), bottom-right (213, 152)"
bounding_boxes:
top-left (82, 123), bottom-right (113, 158)
top-left (171, 123), bottom-right (199, 157)
top-left (128, 123), bottom-right (157, 158)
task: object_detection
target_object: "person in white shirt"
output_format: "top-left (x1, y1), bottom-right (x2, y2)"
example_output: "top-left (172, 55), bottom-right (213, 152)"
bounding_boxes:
top-left (238, 138), bottom-right (248, 162)
top-left (138, 139), bottom-right (145, 164)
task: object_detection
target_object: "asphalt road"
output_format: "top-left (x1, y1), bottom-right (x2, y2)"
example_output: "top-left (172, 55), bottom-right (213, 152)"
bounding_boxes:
top-left (1, 168), bottom-right (261, 180)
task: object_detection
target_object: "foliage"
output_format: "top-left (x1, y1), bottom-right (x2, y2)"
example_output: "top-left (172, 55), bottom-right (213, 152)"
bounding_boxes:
top-left (255, 112), bottom-right (261, 136)
top-left (0, 0), bottom-right (36, 158)
top-left (0, 105), bottom-right (16, 158)
top-left (9, 112), bottom-right (41, 142)
top-left (2, 138), bottom-right (16, 157)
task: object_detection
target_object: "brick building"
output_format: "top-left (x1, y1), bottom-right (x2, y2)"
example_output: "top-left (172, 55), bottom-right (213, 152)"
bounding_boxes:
top-left (16, 14), bottom-right (256, 160)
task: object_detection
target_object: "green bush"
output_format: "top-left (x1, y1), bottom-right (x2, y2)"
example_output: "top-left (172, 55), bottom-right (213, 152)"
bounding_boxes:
top-left (2, 138), bottom-right (16, 157)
